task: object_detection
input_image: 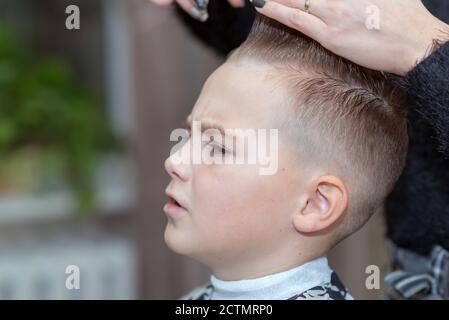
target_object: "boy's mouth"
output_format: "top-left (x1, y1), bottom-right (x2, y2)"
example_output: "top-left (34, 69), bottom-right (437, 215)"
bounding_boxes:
top-left (164, 190), bottom-right (188, 218)
top-left (165, 190), bottom-right (184, 207)
top-left (168, 196), bottom-right (181, 207)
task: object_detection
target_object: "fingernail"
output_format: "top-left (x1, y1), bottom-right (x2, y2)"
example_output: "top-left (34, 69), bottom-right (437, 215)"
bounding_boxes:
top-left (199, 12), bottom-right (209, 22)
top-left (195, 0), bottom-right (208, 10)
top-left (190, 7), bottom-right (209, 22)
top-left (250, 0), bottom-right (265, 8)
top-left (190, 7), bottom-right (201, 18)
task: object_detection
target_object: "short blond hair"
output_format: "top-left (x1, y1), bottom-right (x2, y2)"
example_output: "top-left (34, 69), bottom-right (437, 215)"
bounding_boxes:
top-left (229, 15), bottom-right (408, 244)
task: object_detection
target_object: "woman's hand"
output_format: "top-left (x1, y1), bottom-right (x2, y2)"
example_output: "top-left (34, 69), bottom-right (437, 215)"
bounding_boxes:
top-left (255, 0), bottom-right (449, 75)
top-left (149, 0), bottom-right (245, 22)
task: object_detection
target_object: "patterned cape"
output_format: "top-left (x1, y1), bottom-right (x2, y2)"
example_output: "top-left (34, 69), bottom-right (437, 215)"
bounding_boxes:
top-left (183, 272), bottom-right (353, 300)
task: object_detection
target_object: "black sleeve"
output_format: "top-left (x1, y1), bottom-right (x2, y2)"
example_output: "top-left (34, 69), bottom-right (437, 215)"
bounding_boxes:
top-left (400, 41), bottom-right (449, 156)
top-left (174, 1), bottom-right (256, 57)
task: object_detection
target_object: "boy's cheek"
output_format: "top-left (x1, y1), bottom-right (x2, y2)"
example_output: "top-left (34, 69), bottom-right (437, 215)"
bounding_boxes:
top-left (191, 164), bottom-right (284, 224)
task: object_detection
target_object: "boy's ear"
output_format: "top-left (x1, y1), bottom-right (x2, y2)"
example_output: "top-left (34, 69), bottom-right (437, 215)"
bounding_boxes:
top-left (293, 176), bottom-right (348, 234)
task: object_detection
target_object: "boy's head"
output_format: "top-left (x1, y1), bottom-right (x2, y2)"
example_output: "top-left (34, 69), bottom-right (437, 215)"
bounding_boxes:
top-left (164, 15), bottom-right (408, 280)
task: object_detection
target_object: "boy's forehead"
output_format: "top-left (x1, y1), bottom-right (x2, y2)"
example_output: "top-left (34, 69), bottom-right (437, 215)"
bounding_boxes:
top-left (189, 62), bottom-right (286, 128)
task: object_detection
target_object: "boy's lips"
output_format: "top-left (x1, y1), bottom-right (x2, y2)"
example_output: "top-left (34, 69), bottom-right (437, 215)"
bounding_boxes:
top-left (164, 190), bottom-right (188, 218)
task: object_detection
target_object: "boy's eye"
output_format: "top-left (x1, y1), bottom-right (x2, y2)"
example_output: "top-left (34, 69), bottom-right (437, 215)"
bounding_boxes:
top-left (208, 142), bottom-right (226, 154)
top-left (217, 145), bottom-right (227, 154)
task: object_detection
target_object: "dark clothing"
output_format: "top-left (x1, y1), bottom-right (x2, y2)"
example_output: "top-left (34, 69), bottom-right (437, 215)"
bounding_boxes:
top-left (386, 40), bottom-right (449, 255)
top-left (386, 0), bottom-right (449, 255)
top-left (175, 1), bottom-right (449, 256)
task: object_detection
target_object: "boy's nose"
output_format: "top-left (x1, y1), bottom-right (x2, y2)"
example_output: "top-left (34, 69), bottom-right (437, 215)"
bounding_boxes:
top-left (164, 141), bottom-right (191, 182)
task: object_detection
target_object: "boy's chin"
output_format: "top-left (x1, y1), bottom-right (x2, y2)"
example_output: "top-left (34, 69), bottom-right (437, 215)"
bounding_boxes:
top-left (164, 225), bottom-right (195, 256)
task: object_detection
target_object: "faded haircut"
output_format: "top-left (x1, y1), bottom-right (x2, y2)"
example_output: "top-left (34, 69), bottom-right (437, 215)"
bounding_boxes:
top-left (227, 14), bottom-right (409, 245)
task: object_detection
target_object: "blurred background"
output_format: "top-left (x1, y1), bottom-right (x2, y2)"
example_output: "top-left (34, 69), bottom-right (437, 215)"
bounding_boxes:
top-left (0, 0), bottom-right (394, 300)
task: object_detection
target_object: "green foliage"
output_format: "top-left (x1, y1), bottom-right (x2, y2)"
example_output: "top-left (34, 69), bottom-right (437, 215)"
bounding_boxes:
top-left (0, 25), bottom-right (118, 214)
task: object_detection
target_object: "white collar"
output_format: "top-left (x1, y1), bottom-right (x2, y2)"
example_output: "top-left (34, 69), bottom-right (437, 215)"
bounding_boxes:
top-left (209, 256), bottom-right (332, 300)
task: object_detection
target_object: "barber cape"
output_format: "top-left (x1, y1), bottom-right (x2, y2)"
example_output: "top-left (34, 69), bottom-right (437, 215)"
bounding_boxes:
top-left (181, 257), bottom-right (353, 300)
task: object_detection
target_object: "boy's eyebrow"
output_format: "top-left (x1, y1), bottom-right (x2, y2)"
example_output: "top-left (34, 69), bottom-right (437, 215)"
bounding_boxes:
top-left (184, 115), bottom-right (234, 138)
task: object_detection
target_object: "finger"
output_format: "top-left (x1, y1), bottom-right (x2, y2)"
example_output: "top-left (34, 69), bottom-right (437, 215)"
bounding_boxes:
top-left (265, 0), bottom-right (325, 15)
top-left (177, 0), bottom-right (209, 22)
top-left (255, 1), bottom-right (328, 43)
top-left (149, 0), bottom-right (173, 6)
top-left (228, 0), bottom-right (246, 8)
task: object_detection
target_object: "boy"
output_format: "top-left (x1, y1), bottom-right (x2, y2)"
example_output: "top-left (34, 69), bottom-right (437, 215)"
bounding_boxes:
top-left (163, 15), bottom-right (408, 300)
